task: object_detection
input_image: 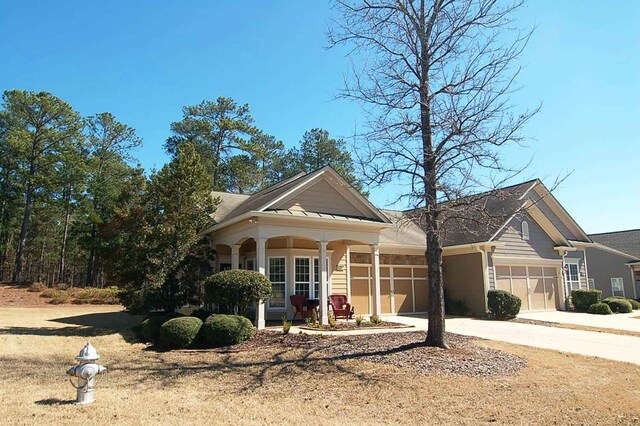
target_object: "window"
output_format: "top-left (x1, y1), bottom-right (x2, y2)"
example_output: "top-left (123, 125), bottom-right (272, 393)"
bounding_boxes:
top-left (588, 278), bottom-right (595, 289)
top-left (521, 221), bottom-right (530, 241)
top-left (294, 257), bottom-right (311, 298)
top-left (268, 257), bottom-right (286, 307)
top-left (219, 263), bottom-right (231, 272)
top-left (611, 278), bottom-right (625, 297)
top-left (565, 263), bottom-right (580, 290)
top-left (245, 259), bottom-right (255, 271)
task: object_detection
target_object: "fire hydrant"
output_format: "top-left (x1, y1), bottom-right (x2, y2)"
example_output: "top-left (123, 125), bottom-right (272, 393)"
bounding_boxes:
top-left (66, 343), bottom-right (107, 405)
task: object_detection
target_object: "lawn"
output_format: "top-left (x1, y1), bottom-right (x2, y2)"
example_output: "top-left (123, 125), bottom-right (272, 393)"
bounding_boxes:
top-left (1, 303), bottom-right (639, 425)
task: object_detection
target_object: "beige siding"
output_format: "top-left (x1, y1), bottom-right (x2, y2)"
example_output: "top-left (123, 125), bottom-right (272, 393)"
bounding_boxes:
top-left (330, 243), bottom-right (348, 295)
top-left (585, 247), bottom-right (635, 298)
top-left (442, 253), bottom-right (485, 316)
top-left (493, 213), bottom-right (559, 259)
top-left (274, 179), bottom-right (364, 217)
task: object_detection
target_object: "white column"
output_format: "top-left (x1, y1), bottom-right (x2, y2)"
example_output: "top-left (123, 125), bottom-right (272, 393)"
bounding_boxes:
top-left (255, 238), bottom-right (267, 330)
top-left (318, 241), bottom-right (329, 325)
top-left (371, 244), bottom-right (381, 316)
top-left (231, 244), bottom-right (240, 270)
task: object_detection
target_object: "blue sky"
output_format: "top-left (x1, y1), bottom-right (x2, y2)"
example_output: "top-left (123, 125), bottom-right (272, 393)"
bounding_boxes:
top-left (1, 1), bottom-right (638, 233)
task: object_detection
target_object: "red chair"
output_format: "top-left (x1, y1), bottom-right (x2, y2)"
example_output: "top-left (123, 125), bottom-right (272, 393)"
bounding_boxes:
top-left (329, 295), bottom-right (351, 319)
top-left (289, 294), bottom-right (309, 320)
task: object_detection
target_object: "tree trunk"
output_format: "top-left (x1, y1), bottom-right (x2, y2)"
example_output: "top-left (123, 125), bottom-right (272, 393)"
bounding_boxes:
top-left (37, 241), bottom-right (45, 282)
top-left (12, 185), bottom-right (33, 283)
top-left (58, 189), bottom-right (71, 283)
top-left (86, 223), bottom-right (97, 287)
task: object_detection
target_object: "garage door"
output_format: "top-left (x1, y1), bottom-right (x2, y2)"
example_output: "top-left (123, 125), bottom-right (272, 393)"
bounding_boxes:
top-left (495, 265), bottom-right (558, 311)
top-left (349, 264), bottom-right (427, 314)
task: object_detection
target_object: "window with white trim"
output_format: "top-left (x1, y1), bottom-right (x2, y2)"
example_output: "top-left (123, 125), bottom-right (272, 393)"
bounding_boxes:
top-left (611, 277), bottom-right (625, 297)
top-left (313, 257), bottom-right (319, 298)
top-left (587, 278), bottom-right (595, 289)
top-left (565, 263), bottom-right (580, 290)
top-left (245, 259), bottom-right (255, 271)
top-left (268, 257), bottom-right (286, 307)
top-left (294, 257), bottom-right (311, 298)
top-left (521, 221), bottom-right (530, 240)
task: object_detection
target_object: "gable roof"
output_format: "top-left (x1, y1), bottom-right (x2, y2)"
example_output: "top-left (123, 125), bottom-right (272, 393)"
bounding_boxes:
top-left (589, 229), bottom-right (640, 260)
top-left (209, 166), bottom-right (391, 230)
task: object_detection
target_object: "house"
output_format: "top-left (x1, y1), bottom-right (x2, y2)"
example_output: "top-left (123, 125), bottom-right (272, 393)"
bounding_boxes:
top-left (202, 166), bottom-right (595, 328)
top-left (586, 230), bottom-right (640, 299)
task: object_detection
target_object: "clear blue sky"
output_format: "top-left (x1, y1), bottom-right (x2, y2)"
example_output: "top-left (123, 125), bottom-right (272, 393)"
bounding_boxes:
top-left (1, 1), bottom-right (638, 233)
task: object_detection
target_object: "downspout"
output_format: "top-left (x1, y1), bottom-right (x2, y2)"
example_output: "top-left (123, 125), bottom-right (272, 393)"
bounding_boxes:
top-left (629, 265), bottom-right (637, 300)
top-left (561, 250), bottom-right (569, 310)
top-left (476, 245), bottom-right (490, 314)
top-left (582, 248), bottom-right (590, 289)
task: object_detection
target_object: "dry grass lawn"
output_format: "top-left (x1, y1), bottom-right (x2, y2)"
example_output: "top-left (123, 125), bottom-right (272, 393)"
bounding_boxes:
top-left (1, 305), bottom-right (639, 425)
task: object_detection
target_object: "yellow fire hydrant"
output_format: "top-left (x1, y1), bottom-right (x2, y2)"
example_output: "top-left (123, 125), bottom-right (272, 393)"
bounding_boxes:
top-left (66, 343), bottom-right (107, 405)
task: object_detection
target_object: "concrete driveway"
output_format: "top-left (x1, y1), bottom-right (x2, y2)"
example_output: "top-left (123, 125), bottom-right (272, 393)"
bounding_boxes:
top-left (388, 315), bottom-right (640, 366)
top-left (517, 310), bottom-right (640, 332)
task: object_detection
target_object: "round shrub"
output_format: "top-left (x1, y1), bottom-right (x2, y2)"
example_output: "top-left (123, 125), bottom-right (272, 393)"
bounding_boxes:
top-left (627, 298), bottom-right (640, 310)
top-left (602, 297), bottom-right (633, 313)
top-left (204, 270), bottom-right (272, 316)
top-left (588, 302), bottom-right (612, 315)
top-left (487, 289), bottom-right (521, 320)
top-left (202, 314), bottom-right (254, 347)
top-left (139, 312), bottom-right (185, 342)
top-left (158, 317), bottom-right (203, 349)
top-left (571, 289), bottom-right (602, 312)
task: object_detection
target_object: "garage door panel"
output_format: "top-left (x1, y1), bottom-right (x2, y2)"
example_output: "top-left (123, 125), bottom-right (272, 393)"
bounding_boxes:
top-left (394, 268), bottom-right (412, 278)
top-left (413, 268), bottom-right (427, 279)
top-left (394, 279), bottom-right (414, 313)
top-left (351, 278), bottom-right (371, 315)
top-left (544, 278), bottom-right (557, 309)
top-left (496, 277), bottom-right (511, 292)
top-left (380, 279), bottom-right (392, 314)
top-left (530, 278), bottom-right (546, 310)
top-left (511, 278), bottom-right (529, 310)
top-left (414, 279), bottom-right (428, 312)
top-left (351, 266), bottom-right (369, 278)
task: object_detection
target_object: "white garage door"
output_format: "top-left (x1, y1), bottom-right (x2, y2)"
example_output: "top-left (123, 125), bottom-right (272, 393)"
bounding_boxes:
top-left (495, 265), bottom-right (559, 311)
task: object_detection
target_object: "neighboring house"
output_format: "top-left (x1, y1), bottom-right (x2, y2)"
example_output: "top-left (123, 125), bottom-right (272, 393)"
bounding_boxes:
top-left (587, 230), bottom-right (640, 300)
top-left (202, 166), bottom-right (594, 328)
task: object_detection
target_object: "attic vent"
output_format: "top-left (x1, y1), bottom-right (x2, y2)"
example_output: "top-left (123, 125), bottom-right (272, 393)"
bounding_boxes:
top-left (521, 221), bottom-right (530, 241)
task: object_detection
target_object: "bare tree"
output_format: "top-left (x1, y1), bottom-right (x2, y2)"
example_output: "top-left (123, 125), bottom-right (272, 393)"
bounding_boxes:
top-left (329, 0), bottom-right (538, 348)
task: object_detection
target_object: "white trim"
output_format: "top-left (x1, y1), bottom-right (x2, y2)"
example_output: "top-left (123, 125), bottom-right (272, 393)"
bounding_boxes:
top-left (346, 246), bottom-right (352, 301)
top-left (521, 221), bottom-right (530, 241)
top-left (480, 249), bottom-right (490, 312)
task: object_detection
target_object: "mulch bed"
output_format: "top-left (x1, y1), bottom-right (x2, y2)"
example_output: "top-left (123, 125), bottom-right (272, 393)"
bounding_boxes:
top-left (299, 321), bottom-right (412, 331)
top-left (233, 331), bottom-right (526, 377)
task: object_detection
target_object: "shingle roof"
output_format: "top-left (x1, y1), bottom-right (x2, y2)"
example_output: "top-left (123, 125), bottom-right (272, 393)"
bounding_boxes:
top-left (589, 229), bottom-right (640, 260)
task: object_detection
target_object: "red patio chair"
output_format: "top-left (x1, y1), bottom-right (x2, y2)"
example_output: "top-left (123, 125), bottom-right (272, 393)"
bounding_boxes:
top-left (329, 295), bottom-right (351, 319)
top-left (289, 294), bottom-right (309, 320)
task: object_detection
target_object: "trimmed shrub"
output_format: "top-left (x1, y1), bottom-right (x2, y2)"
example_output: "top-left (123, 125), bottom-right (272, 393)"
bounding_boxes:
top-left (49, 290), bottom-right (72, 304)
top-left (588, 302), bottom-right (612, 315)
top-left (204, 270), bottom-right (272, 316)
top-left (571, 289), bottom-right (602, 312)
top-left (487, 289), bottom-right (521, 320)
top-left (627, 298), bottom-right (640, 310)
top-left (603, 297), bottom-right (633, 314)
top-left (139, 312), bottom-right (185, 343)
top-left (158, 317), bottom-right (203, 349)
top-left (202, 314), bottom-right (254, 347)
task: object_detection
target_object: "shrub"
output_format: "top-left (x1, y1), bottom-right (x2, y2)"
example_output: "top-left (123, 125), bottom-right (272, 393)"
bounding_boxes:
top-left (28, 282), bottom-right (47, 292)
top-left (369, 314), bottom-right (382, 325)
top-left (571, 289), bottom-right (602, 312)
top-left (49, 291), bottom-right (72, 305)
top-left (282, 317), bottom-right (291, 335)
top-left (191, 308), bottom-right (214, 321)
top-left (602, 297), bottom-right (633, 314)
top-left (40, 289), bottom-right (59, 298)
top-left (202, 314), bottom-right (254, 347)
top-left (355, 315), bottom-right (363, 326)
top-left (139, 312), bottom-right (185, 343)
top-left (589, 302), bottom-right (612, 315)
top-left (328, 313), bottom-right (336, 327)
top-left (204, 270), bottom-right (272, 316)
top-left (158, 317), bottom-right (203, 349)
top-left (487, 289), bottom-right (521, 320)
top-left (627, 298), bottom-right (640, 310)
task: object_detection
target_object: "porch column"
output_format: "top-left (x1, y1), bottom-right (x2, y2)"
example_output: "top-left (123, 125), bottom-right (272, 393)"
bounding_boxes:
top-left (318, 241), bottom-right (329, 325)
top-left (371, 244), bottom-right (381, 316)
top-left (231, 244), bottom-right (240, 270)
top-left (255, 237), bottom-right (267, 330)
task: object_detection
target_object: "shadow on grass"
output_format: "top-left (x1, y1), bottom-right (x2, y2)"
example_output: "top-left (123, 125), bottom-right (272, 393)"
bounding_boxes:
top-left (35, 398), bottom-right (76, 406)
top-left (0, 311), bottom-right (143, 343)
